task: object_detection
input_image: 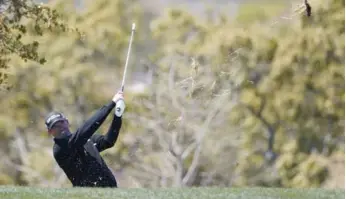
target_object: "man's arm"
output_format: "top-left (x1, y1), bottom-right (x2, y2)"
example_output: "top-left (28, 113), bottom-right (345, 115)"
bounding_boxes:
top-left (91, 115), bottom-right (122, 152)
top-left (68, 101), bottom-right (115, 149)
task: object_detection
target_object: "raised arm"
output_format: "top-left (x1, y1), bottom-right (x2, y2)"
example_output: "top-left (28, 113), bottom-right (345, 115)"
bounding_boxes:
top-left (91, 115), bottom-right (122, 152)
top-left (68, 101), bottom-right (115, 149)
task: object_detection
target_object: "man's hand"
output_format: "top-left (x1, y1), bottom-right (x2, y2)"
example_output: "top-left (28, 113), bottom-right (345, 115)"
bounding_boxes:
top-left (112, 91), bottom-right (124, 104)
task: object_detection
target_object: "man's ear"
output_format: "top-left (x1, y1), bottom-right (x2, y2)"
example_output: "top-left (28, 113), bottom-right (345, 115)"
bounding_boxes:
top-left (48, 129), bottom-right (54, 135)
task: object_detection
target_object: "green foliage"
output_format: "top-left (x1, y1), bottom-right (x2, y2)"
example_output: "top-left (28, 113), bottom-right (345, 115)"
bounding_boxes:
top-left (0, 173), bottom-right (14, 185)
top-left (22, 149), bottom-right (56, 186)
top-left (235, 1), bottom-right (287, 25)
top-left (150, 0), bottom-right (344, 188)
top-left (276, 140), bottom-right (329, 188)
top-left (0, 0), bottom-right (82, 90)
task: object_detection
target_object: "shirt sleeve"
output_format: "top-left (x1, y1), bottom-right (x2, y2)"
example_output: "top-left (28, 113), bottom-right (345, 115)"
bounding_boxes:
top-left (68, 101), bottom-right (115, 149)
top-left (91, 115), bottom-right (122, 152)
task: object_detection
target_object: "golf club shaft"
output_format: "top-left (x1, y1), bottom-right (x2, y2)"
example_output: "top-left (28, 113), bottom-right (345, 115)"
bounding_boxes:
top-left (121, 23), bottom-right (136, 92)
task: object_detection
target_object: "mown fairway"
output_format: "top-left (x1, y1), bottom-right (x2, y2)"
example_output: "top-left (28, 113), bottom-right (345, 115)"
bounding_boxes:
top-left (0, 186), bottom-right (344, 199)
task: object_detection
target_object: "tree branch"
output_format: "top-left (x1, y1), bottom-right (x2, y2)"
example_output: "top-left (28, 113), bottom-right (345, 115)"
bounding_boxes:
top-left (182, 93), bottom-right (230, 185)
top-left (242, 93), bottom-right (278, 161)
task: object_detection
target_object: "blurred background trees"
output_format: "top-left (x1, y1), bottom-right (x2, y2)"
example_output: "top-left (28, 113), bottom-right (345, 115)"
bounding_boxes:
top-left (0, 0), bottom-right (344, 189)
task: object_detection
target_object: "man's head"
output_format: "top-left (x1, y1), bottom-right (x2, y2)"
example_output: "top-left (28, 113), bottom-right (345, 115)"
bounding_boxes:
top-left (45, 111), bottom-right (70, 138)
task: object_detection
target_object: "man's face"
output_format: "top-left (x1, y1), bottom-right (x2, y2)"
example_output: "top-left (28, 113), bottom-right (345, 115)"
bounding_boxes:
top-left (48, 120), bottom-right (69, 137)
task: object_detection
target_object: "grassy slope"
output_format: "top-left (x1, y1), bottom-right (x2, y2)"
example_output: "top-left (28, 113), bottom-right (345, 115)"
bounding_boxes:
top-left (0, 186), bottom-right (344, 199)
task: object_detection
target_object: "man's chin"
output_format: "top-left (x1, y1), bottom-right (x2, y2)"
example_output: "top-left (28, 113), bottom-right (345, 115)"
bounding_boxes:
top-left (61, 131), bottom-right (71, 137)
top-left (53, 131), bottom-right (70, 139)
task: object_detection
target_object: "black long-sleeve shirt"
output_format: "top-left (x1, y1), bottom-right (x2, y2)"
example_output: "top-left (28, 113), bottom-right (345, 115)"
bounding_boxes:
top-left (53, 101), bottom-right (122, 187)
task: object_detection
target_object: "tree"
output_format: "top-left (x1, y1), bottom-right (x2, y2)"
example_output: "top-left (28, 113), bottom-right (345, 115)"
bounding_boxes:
top-left (148, 0), bottom-right (344, 187)
top-left (114, 55), bottom-right (242, 187)
top-left (0, 0), bottom-right (81, 90)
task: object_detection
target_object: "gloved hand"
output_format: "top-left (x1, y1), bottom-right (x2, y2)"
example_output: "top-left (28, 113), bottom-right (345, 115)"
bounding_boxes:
top-left (112, 91), bottom-right (125, 117)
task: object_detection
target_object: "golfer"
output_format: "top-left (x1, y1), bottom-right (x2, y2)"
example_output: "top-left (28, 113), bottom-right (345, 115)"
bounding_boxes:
top-left (45, 91), bottom-right (124, 188)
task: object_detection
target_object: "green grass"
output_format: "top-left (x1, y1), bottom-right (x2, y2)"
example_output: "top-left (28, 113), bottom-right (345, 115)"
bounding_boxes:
top-left (0, 186), bottom-right (344, 199)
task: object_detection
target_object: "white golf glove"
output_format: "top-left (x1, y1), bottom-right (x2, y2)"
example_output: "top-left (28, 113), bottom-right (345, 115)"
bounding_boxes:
top-left (113, 91), bottom-right (125, 117)
top-left (115, 99), bottom-right (125, 117)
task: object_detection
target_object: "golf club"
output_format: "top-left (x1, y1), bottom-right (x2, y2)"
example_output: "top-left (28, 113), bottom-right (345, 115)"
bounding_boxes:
top-left (115, 22), bottom-right (136, 117)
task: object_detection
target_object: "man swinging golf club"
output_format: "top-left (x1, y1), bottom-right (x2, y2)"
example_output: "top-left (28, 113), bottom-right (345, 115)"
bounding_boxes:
top-left (45, 23), bottom-right (135, 188)
top-left (45, 91), bottom-right (125, 188)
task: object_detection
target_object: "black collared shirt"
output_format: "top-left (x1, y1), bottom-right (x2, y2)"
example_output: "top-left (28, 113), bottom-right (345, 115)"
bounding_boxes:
top-left (53, 101), bottom-right (122, 187)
